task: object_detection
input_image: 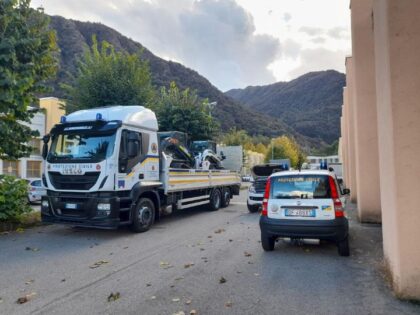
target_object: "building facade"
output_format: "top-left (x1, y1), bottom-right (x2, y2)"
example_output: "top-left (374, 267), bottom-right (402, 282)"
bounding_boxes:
top-left (0, 97), bottom-right (64, 180)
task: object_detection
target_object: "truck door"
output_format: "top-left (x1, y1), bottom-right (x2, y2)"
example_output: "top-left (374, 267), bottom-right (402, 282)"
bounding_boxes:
top-left (117, 129), bottom-right (143, 190)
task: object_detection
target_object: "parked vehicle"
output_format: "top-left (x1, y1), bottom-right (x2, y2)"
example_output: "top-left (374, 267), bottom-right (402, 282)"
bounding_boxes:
top-left (27, 179), bottom-right (46, 204)
top-left (247, 164), bottom-right (288, 213)
top-left (40, 106), bottom-right (240, 232)
top-left (259, 169), bottom-right (350, 256)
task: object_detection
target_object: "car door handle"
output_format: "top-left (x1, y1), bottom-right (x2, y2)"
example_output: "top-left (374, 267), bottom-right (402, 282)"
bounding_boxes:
top-left (139, 174), bottom-right (144, 179)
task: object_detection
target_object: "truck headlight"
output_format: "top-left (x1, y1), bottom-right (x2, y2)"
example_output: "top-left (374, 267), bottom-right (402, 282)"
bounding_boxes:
top-left (41, 200), bottom-right (49, 208)
top-left (248, 185), bottom-right (256, 193)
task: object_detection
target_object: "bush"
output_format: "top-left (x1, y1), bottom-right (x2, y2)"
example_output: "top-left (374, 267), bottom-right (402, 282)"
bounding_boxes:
top-left (0, 175), bottom-right (32, 222)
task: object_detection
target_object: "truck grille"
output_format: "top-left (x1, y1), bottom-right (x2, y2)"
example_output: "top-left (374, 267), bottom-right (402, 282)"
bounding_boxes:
top-left (254, 179), bottom-right (267, 193)
top-left (48, 172), bottom-right (100, 190)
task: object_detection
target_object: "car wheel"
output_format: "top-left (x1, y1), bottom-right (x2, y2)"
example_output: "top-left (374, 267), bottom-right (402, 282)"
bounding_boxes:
top-left (130, 198), bottom-right (155, 233)
top-left (337, 236), bottom-right (350, 256)
top-left (261, 233), bottom-right (275, 251)
top-left (221, 188), bottom-right (231, 208)
top-left (247, 202), bottom-right (259, 213)
top-left (208, 188), bottom-right (222, 211)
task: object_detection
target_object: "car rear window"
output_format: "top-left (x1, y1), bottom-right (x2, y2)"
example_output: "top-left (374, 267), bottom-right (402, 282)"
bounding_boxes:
top-left (270, 175), bottom-right (332, 199)
top-left (31, 180), bottom-right (42, 187)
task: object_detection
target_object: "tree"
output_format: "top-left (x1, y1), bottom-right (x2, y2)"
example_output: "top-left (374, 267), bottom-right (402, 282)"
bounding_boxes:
top-left (254, 143), bottom-right (267, 154)
top-left (220, 129), bottom-right (250, 146)
top-left (152, 82), bottom-right (218, 141)
top-left (265, 136), bottom-right (305, 168)
top-left (0, 0), bottom-right (58, 159)
top-left (64, 37), bottom-right (154, 113)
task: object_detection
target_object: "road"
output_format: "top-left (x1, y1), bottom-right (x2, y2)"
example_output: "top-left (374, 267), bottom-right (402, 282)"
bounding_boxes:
top-left (1, 191), bottom-right (419, 315)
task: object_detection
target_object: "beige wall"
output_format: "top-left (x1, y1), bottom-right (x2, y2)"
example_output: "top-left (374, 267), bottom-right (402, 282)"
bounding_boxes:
top-left (373, 0), bottom-right (420, 299)
top-left (350, 0), bottom-right (382, 222)
top-left (39, 97), bottom-right (65, 134)
top-left (340, 101), bottom-right (349, 187)
top-left (344, 58), bottom-right (358, 202)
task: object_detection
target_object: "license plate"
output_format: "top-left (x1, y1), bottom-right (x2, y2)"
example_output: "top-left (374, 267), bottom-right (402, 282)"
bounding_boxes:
top-left (65, 203), bottom-right (77, 209)
top-left (285, 209), bottom-right (315, 217)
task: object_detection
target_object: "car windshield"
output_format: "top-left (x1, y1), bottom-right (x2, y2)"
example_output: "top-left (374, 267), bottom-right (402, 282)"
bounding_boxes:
top-left (271, 175), bottom-right (332, 199)
top-left (48, 132), bottom-right (116, 163)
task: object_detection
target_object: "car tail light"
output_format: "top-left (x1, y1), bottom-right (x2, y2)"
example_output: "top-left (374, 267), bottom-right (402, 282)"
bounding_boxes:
top-left (329, 176), bottom-right (345, 218)
top-left (31, 187), bottom-right (36, 191)
top-left (261, 177), bottom-right (271, 216)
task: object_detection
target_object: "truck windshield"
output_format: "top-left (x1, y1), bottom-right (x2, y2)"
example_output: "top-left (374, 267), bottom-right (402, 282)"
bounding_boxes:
top-left (48, 132), bottom-right (116, 163)
top-left (271, 175), bottom-right (331, 199)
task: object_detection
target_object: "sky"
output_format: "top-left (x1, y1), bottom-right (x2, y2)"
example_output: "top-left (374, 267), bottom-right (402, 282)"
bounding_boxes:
top-left (32, 0), bottom-right (351, 91)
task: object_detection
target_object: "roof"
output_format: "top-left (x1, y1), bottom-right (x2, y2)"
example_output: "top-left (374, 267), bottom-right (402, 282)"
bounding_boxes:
top-left (65, 106), bottom-right (158, 131)
top-left (271, 169), bottom-right (333, 177)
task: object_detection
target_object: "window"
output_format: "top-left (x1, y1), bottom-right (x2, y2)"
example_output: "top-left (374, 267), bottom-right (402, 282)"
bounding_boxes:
top-left (271, 175), bottom-right (332, 199)
top-left (119, 130), bottom-right (142, 173)
top-left (48, 132), bottom-right (116, 163)
top-left (3, 160), bottom-right (20, 177)
top-left (29, 139), bottom-right (41, 155)
top-left (27, 161), bottom-right (42, 178)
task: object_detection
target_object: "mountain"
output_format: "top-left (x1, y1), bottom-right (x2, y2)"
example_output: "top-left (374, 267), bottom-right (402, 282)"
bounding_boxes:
top-left (226, 71), bottom-right (346, 144)
top-left (46, 15), bottom-right (320, 148)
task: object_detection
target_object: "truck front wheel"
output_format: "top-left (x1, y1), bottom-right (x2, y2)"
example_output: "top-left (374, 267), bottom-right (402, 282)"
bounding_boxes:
top-left (130, 198), bottom-right (155, 233)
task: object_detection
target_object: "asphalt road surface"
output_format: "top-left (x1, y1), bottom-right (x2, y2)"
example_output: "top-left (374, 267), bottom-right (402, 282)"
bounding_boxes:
top-left (1, 191), bottom-right (419, 315)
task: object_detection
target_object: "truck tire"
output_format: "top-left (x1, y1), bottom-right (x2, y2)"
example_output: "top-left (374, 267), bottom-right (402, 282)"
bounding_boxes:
top-left (208, 188), bottom-right (222, 211)
top-left (337, 236), bottom-right (350, 257)
top-left (221, 188), bottom-right (231, 208)
top-left (261, 233), bottom-right (275, 251)
top-left (247, 201), bottom-right (259, 213)
top-left (130, 198), bottom-right (155, 233)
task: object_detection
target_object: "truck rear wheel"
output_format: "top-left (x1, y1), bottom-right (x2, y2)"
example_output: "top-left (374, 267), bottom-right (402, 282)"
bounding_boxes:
top-left (208, 188), bottom-right (221, 211)
top-left (221, 188), bottom-right (231, 208)
top-left (130, 198), bottom-right (155, 233)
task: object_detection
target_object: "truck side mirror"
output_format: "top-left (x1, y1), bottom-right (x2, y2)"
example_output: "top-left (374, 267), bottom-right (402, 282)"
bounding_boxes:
top-left (220, 151), bottom-right (226, 160)
top-left (343, 188), bottom-right (350, 195)
top-left (42, 135), bottom-right (50, 160)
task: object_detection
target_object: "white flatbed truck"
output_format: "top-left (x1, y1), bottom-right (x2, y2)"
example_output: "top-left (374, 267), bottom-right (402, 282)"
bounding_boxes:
top-left (40, 106), bottom-right (240, 232)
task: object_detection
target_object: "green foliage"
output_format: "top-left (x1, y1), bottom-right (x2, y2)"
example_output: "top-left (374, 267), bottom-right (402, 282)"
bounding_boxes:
top-left (265, 136), bottom-right (306, 168)
top-left (0, 175), bottom-right (32, 222)
top-left (220, 129), bottom-right (250, 146)
top-left (220, 129), bottom-right (268, 154)
top-left (311, 139), bottom-right (339, 156)
top-left (0, 0), bottom-right (58, 159)
top-left (63, 37), bottom-right (154, 113)
top-left (151, 82), bottom-right (218, 141)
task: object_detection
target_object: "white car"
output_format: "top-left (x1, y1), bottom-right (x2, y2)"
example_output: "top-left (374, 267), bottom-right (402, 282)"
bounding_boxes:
top-left (28, 179), bottom-right (46, 204)
top-left (259, 169), bottom-right (350, 256)
top-left (247, 164), bottom-right (287, 213)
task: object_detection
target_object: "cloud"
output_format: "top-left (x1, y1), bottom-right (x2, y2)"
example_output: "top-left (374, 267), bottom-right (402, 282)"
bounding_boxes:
top-left (282, 39), bottom-right (301, 59)
top-left (33, 0), bottom-right (281, 91)
top-left (283, 12), bottom-right (292, 22)
top-left (327, 26), bottom-right (350, 40)
top-left (299, 26), bottom-right (324, 36)
top-left (311, 36), bottom-right (326, 44)
top-left (288, 48), bottom-right (346, 78)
